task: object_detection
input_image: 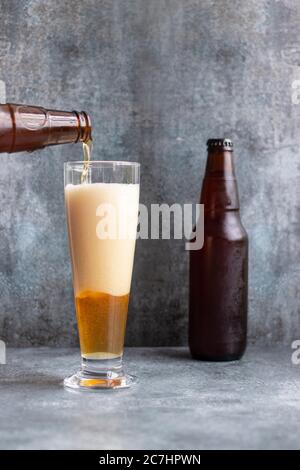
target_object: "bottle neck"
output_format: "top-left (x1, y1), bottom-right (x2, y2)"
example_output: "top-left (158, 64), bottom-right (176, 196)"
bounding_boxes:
top-left (0, 104), bottom-right (91, 153)
top-left (201, 149), bottom-right (240, 212)
top-left (204, 149), bottom-right (236, 178)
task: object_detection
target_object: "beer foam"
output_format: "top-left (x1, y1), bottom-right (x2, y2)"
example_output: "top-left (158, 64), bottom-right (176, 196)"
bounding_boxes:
top-left (65, 183), bottom-right (139, 297)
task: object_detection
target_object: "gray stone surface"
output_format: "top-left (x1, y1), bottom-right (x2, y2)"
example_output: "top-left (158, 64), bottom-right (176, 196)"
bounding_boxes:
top-left (0, 1), bottom-right (299, 346)
top-left (0, 346), bottom-right (300, 449)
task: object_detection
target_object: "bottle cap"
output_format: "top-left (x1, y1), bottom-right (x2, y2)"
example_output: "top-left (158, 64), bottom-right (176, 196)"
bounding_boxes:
top-left (207, 138), bottom-right (233, 151)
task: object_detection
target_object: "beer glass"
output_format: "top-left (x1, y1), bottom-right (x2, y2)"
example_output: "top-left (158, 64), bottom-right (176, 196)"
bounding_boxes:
top-left (64, 161), bottom-right (140, 390)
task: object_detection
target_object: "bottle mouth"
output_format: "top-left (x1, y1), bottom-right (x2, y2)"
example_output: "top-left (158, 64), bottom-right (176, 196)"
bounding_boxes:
top-left (75, 111), bottom-right (92, 143)
top-left (207, 138), bottom-right (233, 151)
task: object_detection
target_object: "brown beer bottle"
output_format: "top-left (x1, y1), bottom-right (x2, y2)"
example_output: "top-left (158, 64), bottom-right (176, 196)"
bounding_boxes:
top-left (0, 103), bottom-right (91, 153)
top-left (189, 139), bottom-right (248, 361)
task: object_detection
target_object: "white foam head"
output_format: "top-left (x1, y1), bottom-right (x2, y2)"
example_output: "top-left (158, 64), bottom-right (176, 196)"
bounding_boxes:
top-left (65, 183), bottom-right (139, 296)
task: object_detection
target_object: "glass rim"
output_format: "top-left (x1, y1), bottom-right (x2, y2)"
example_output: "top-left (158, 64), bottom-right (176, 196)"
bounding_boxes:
top-left (64, 160), bottom-right (140, 168)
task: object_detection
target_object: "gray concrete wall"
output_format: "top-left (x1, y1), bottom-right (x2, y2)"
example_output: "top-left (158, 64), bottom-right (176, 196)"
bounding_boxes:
top-left (0, 0), bottom-right (299, 346)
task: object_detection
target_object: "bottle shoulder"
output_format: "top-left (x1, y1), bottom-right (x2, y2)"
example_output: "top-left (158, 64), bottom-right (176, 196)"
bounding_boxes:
top-left (203, 211), bottom-right (248, 241)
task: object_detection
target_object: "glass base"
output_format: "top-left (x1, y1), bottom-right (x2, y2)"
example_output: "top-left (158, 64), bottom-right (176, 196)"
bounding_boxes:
top-left (64, 370), bottom-right (135, 391)
top-left (64, 356), bottom-right (135, 391)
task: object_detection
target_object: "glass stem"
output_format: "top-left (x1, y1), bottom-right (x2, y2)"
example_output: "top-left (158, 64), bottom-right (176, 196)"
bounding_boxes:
top-left (81, 356), bottom-right (123, 376)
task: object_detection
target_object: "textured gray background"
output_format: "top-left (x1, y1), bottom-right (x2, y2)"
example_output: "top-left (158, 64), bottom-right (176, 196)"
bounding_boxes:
top-left (0, 0), bottom-right (299, 347)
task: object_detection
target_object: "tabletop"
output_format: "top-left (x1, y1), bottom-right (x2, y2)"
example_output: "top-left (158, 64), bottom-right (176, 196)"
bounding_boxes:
top-left (0, 346), bottom-right (299, 450)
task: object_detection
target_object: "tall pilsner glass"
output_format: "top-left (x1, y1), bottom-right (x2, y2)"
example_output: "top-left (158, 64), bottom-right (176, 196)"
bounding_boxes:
top-left (64, 161), bottom-right (140, 390)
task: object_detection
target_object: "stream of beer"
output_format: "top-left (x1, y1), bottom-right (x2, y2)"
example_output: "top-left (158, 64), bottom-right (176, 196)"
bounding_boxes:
top-left (81, 138), bottom-right (93, 183)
